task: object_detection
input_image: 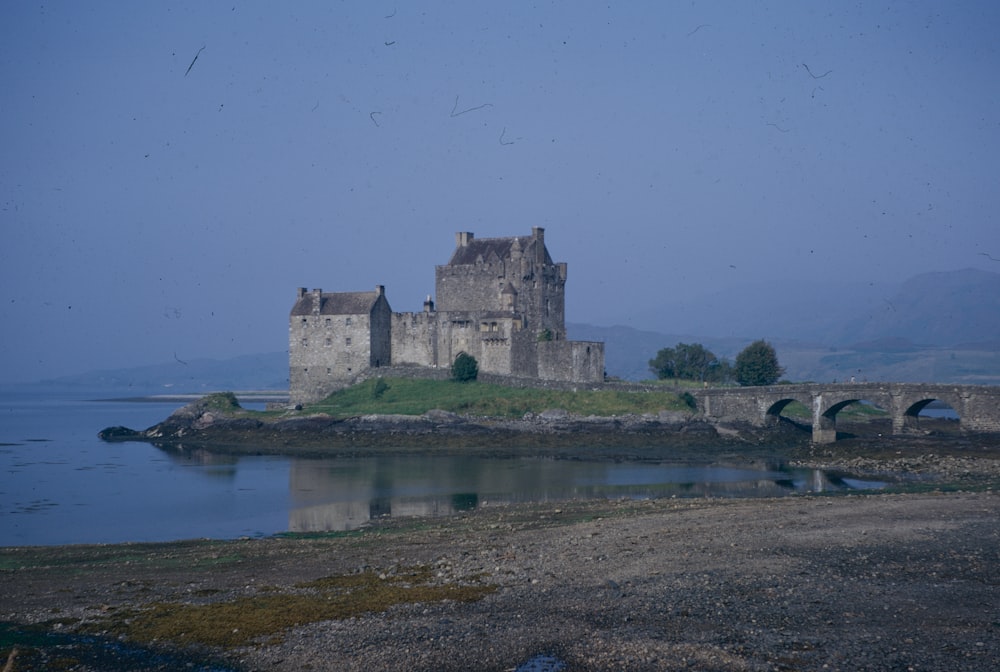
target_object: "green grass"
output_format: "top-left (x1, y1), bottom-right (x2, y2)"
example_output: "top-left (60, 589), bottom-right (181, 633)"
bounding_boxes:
top-left (96, 566), bottom-right (496, 649)
top-left (305, 378), bottom-right (691, 419)
top-left (780, 400), bottom-right (890, 421)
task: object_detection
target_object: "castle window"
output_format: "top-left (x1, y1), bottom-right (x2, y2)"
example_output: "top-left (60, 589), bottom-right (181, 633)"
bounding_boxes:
top-left (325, 318), bottom-right (331, 326)
top-left (301, 338), bottom-right (308, 347)
top-left (345, 317), bottom-right (352, 326)
top-left (325, 338), bottom-right (332, 346)
top-left (327, 367), bottom-right (331, 374)
top-left (346, 337), bottom-right (352, 346)
top-left (491, 322), bottom-right (498, 332)
top-left (301, 318), bottom-right (307, 324)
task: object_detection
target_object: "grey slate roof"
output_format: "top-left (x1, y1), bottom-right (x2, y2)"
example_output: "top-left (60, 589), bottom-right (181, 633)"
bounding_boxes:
top-left (447, 236), bottom-right (552, 266)
top-left (291, 291), bottom-right (381, 316)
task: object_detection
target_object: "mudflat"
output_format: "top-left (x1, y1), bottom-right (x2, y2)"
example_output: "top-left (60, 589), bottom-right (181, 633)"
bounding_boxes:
top-left (2, 440), bottom-right (999, 671)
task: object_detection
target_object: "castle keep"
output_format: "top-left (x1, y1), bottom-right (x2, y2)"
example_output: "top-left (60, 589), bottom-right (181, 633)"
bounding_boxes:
top-left (289, 228), bottom-right (604, 403)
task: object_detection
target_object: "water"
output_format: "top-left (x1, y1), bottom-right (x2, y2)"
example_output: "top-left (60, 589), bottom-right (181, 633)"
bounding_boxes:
top-left (0, 388), bottom-right (886, 547)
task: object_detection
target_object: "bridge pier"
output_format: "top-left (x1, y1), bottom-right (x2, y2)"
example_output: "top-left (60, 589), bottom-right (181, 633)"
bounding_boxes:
top-left (694, 383), bottom-right (1000, 443)
top-left (812, 396), bottom-right (838, 444)
top-left (893, 411), bottom-right (922, 435)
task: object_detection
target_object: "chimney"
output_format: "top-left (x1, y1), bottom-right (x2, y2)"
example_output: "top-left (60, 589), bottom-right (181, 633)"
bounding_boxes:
top-left (375, 285), bottom-right (385, 297)
top-left (531, 227), bottom-right (544, 243)
top-left (423, 294), bottom-right (435, 312)
top-left (456, 231), bottom-right (474, 247)
top-left (311, 288), bottom-right (322, 315)
top-left (297, 287), bottom-right (307, 299)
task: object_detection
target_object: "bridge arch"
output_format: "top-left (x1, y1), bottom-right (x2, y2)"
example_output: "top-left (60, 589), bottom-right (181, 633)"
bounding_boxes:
top-left (810, 389), bottom-right (893, 443)
top-left (896, 395), bottom-right (962, 435)
top-left (763, 397), bottom-right (811, 426)
top-left (692, 383), bottom-right (1000, 442)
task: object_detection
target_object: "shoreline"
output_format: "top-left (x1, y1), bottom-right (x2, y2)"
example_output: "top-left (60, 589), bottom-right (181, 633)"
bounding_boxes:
top-left (9, 400), bottom-right (1000, 670)
top-left (3, 487), bottom-right (998, 671)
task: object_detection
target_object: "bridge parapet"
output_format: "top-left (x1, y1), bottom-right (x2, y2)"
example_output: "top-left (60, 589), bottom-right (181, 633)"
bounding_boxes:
top-left (692, 383), bottom-right (1000, 443)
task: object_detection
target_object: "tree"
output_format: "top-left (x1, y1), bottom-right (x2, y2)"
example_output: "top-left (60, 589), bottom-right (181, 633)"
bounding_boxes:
top-left (708, 358), bottom-right (735, 385)
top-left (649, 346), bottom-right (679, 379)
top-left (734, 340), bottom-right (785, 386)
top-left (649, 342), bottom-right (720, 382)
top-left (451, 352), bottom-right (479, 382)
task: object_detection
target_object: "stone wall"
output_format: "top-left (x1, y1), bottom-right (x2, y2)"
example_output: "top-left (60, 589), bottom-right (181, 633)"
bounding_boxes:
top-left (694, 382), bottom-right (1000, 442)
top-left (289, 312), bottom-right (375, 404)
top-left (435, 261), bottom-right (508, 314)
top-left (537, 340), bottom-right (605, 383)
top-left (289, 228), bottom-right (604, 401)
top-left (289, 293), bottom-right (393, 404)
top-left (390, 311), bottom-right (438, 367)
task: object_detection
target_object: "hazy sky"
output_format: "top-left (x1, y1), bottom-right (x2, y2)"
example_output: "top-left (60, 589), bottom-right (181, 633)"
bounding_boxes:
top-left (2, 1), bottom-right (999, 383)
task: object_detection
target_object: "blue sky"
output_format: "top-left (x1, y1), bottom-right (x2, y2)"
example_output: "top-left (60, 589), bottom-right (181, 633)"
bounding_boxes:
top-left (2, 1), bottom-right (999, 382)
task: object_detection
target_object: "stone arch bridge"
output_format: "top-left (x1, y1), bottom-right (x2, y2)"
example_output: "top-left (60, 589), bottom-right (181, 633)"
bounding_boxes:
top-left (692, 383), bottom-right (1000, 443)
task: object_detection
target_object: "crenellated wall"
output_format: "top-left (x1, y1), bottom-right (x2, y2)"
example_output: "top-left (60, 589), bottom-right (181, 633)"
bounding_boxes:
top-left (537, 340), bottom-right (605, 383)
top-left (289, 229), bottom-right (604, 403)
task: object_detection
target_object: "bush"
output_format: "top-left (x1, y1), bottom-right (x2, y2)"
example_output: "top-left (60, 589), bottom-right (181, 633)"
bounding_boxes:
top-left (734, 340), bottom-right (785, 386)
top-left (204, 391), bottom-right (241, 410)
top-left (679, 391), bottom-right (697, 410)
top-left (451, 352), bottom-right (479, 382)
top-left (371, 378), bottom-right (389, 400)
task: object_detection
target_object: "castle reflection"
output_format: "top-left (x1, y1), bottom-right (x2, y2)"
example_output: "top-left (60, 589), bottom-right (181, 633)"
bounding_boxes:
top-left (286, 456), bottom-right (885, 533)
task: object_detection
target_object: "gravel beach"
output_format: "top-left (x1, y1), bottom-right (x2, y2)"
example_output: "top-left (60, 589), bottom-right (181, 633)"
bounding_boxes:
top-left (2, 445), bottom-right (999, 672)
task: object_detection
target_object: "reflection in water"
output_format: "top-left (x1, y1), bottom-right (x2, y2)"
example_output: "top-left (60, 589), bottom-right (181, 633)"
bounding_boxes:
top-left (286, 456), bottom-right (885, 533)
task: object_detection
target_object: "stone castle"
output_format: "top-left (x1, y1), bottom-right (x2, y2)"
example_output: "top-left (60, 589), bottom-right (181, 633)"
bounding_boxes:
top-left (289, 228), bottom-right (605, 403)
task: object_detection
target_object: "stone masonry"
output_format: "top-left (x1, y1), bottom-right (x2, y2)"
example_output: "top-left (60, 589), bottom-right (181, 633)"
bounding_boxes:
top-left (695, 382), bottom-right (1000, 443)
top-left (289, 228), bottom-right (604, 403)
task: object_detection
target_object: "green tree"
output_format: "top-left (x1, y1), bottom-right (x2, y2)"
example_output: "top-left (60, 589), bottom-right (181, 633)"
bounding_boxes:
top-left (734, 340), bottom-right (785, 386)
top-left (451, 352), bottom-right (479, 382)
top-left (707, 358), bottom-right (734, 385)
top-left (649, 346), bottom-right (679, 379)
top-left (649, 342), bottom-right (721, 382)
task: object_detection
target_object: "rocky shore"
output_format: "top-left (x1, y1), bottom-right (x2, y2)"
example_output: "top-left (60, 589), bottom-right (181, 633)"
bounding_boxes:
top-left (97, 393), bottom-right (804, 457)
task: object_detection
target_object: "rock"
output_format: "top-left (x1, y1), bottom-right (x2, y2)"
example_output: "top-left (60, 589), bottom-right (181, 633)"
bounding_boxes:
top-left (97, 425), bottom-right (142, 440)
top-left (423, 409), bottom-right (463, 424)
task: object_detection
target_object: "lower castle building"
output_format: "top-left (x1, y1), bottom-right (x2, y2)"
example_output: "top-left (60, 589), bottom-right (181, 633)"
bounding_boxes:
top-left (289, 228), bottom-right (604, 403)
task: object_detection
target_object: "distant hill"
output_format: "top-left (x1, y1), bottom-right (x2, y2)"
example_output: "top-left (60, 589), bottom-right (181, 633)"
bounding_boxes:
top-left (573, 268), bottom-right (1000, 384)
top-left (570, 322), bottom-right (1000, 385)
top-left (836, 268), bottom-right (1000, 346)
top-left (636, 268), bottom-right (999, 349)
top-left (37, 352), bottom-right (288, 394)
top-left (566, 323), bottom-right (748, 381)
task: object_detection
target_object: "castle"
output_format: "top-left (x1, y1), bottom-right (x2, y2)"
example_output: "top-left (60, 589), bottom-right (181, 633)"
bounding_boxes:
top-left (288, 228), bottom-right (605, 403)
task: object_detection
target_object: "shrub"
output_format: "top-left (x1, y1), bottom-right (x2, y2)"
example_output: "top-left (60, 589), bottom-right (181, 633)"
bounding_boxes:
top-left (679, 391), bottom-right (697, 410)
top-left (451, 352), bottom-right (479, 382)
top-left (734, 340), bottom-right (785, 387)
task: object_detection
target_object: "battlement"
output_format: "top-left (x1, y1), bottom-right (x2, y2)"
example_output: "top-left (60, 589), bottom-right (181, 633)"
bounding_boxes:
top-left (289, 230), bottom-right (604, 403)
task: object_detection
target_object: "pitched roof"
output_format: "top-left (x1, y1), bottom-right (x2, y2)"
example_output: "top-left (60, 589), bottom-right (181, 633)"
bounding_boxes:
top-left (447, 235), bottom-right (552, 266)
top-left (291, 291), bottom-right (382, 316)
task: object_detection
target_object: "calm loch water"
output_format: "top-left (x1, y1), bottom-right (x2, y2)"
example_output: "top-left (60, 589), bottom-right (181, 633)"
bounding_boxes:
top-left (0, 388), bottom-right (885, 546)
